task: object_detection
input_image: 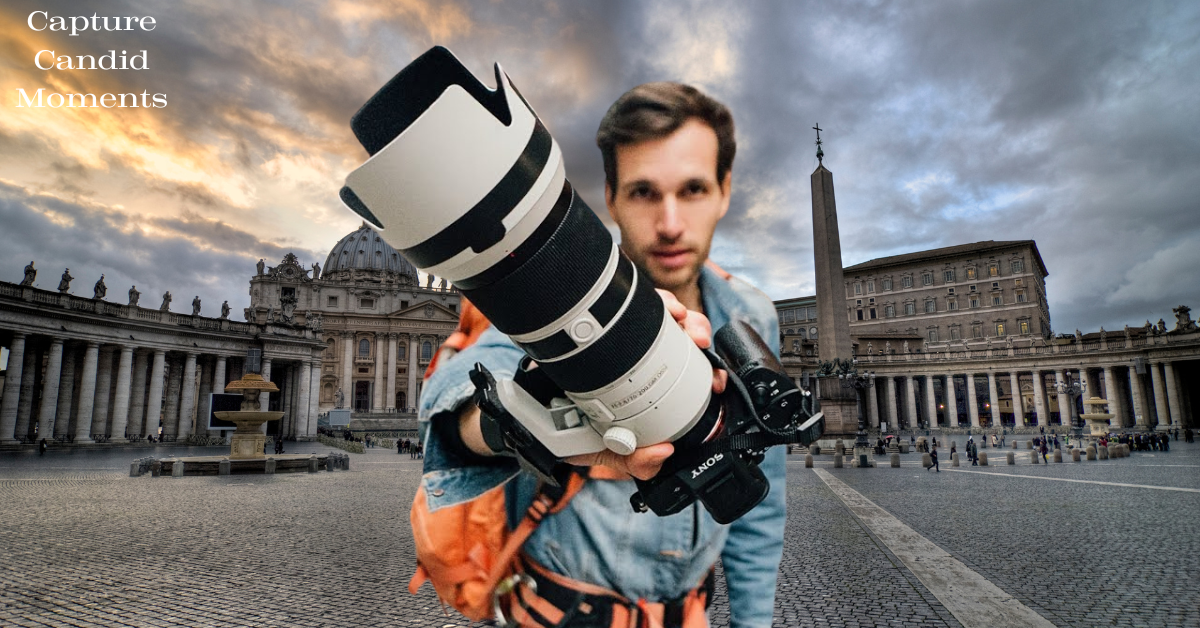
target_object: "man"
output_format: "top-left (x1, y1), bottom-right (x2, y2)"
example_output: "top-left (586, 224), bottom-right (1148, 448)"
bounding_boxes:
top-left (419, 83), bottom-right (784, 627)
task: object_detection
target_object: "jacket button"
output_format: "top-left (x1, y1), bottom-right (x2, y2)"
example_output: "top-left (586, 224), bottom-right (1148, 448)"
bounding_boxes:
top-left (431, 489), bottom-right (445, 497)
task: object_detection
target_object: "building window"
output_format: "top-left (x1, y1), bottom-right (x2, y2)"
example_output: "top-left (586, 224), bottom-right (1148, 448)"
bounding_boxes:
top-left (360, 298), bottom-right (375, 309)
top-left (969, 297), bottom-right (980, 308)
top-left (943, 269), bottom-right (955, 282)
top-left (1011, 259), bottom-right (1024, 273)
top-left (885, 305), bottom-right (895, 318)
top-left (810, 327), bottom-right (818, 339)
top-left (948, 300), bottom-right (958, 311)
top-left (988, 264), bottom-right (999, 277)
top-left (856, 299), bottom-right (863, 306)
top-left (282, 287), bottom-right (296, 299)
top-left (401, 300), bottom-right (409, 309)
top-left (924, 299), bottom-right (936, 313)
top-left (922, 272), bottom-right (933, 286)
top-left (420, 341), bottom-right (432, 361)
top-left (950, 326), bottom-right (960, 340)
top-left (869, 297), bottom-right (875, 304)
top-left (928, 329), bottom-right (938, 342)
top-left (972, 324), bottom-right (982, 338)
top-left (902, 276), bottom-right (913, 289)
top-left (996, 323), bottom-right (1006, 336)
top-left (904, 302), bottom-right (916, 316)
top-left (992, 295), bottom-right (1002, 306)
top-left (869, 308), bottom-right (877, 319)
top-left (327, 296), bottom-right (338, 307)
top-left (967, 267), bottom-right (977, 279)
top-left (882, 278), bottom-right (893, 291)
top-left (397, 344), bottom-right (406, 360)
top-left (992, 282), bottom-right (1000, 289)
top-left (808, 307), bottom-right (818, 320)
top-left (969, 285), bottom-right (977, 292)
top-left (1019, 320), bottom-right (1030, 334)
top-left (857, 310), bottom-right (864, 321)
top-left (782, 309), bottom-right (794, 323)
top-left (867, 280), bottom-right (875, 293)
top-left (799, 328), bottom-right (808, 339)
top-left (1016, 292), bottom-right (1027, 303)
top-left (854, 283), bottom-right (862, 295)
top-left (358, 339), bottom-right (370, 356)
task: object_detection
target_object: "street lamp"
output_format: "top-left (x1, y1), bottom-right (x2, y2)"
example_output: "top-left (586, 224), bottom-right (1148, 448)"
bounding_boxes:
top-left (838, 365), bottom-right (874, 462)
top-left (1056, 371), bottom-right (1086, 440)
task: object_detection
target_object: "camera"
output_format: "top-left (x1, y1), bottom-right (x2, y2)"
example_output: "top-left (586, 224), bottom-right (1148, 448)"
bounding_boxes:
top-left (339, 46), bottom-right (823, 524)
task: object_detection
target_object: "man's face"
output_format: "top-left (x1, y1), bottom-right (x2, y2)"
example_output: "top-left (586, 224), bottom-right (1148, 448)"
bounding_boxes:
top-left (606, 118), bottom-right (731, 297)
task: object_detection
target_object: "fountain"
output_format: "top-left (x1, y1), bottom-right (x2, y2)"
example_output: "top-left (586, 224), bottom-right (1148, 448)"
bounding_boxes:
top-left (1079, 397), bottom-right (1115, 438)
top-left (215, 369), bottom-right (282, 459)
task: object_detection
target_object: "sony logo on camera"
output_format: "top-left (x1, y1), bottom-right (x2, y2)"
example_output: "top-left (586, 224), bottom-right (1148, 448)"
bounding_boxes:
top-left (690, 453), bottom-right (724, 480)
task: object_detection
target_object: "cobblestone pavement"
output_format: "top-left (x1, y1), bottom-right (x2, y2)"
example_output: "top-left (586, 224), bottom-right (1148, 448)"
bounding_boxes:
top-left (0, 440), bottom-right (1196, 627)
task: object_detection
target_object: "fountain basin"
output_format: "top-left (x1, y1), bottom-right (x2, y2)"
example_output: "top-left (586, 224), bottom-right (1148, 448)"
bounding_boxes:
top-left (214, 410), bottom-right (283, 459)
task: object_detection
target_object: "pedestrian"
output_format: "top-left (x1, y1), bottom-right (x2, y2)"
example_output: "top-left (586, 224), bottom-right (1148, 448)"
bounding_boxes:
top-left (1040, 441), bottom-right (1048, 464)
top-left (39, 438), bottom-right (47, 456)
top-left (971, 438), bottom-right (979, 465)
top-left (929, 446), bottom-right (939, 472)
top-left (397, 439), bottom-right (403, 455)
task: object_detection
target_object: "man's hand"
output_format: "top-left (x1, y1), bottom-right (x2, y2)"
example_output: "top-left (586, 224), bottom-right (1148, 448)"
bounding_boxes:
top-left (656, 288), bottom-right (727, 395)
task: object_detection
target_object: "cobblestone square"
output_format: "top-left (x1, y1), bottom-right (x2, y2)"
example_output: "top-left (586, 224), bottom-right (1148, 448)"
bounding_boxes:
top-left (1, 440), bottom-right (1197, 627)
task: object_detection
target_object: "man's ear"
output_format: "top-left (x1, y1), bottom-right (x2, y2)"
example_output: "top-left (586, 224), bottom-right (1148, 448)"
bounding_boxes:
top-left (718, 171), bottom-right (732, 219)
top-left (605, 182), bottom-right (617, 221)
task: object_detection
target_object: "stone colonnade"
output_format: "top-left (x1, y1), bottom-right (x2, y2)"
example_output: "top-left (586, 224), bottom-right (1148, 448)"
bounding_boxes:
top-left (332, 331), bottom-right (444, 413)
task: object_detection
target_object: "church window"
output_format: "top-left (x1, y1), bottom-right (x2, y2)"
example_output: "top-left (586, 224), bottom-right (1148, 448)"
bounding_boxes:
top-left (854, 283), bottom-right (862, 295)
top-left (857, 310), bottom-right (864, 321)
top-left (972, 324), bottom-right (982, 338)
top-left (358, 339), bottom-right (370, 357)
top-left (885, 304), bottom-right (895, 318)
top-left (420, 341), bottom-right (432, 361)
top-left (282, 287), bottom-right (296, 299)
top-left (922, 272), bottom-right (933, 286)
top-left (966, 267), bottom-right (977, 280)
top-left (870, 308), bottom-right (877, 319)
top-left (988, 264), bottom-right (999, 277)
top-left (969, 297), bottom-right (980, 308)
top-left (904, 302), bottom-right (916, 316)
top-left (901, 276), bottom-right (913, 289)
top-left (867, 280), bottom-right (875, 293)
top-left (925, 299), bottom-right (936, 313)
top-left (996, 323), bottom-right (1006, 336)
top-left (882, 278), bottom-right (893, 291)
top-left (950, 326), bottom-right (960, 340)
top-left (944, 269), bottom-right (955, 283)
top-left (992, 295), bottom-right (1002, 306)
top-left (928, 329), bottom-right (938, 342)
top-left (360, 298), bottom-right (375, 309)
top-left (1020, 320), bottom-right (1030, 334)
top-left (327, 296), bottom-right (338, 307)
top-left (1011, 259), bottom-right (1024, 273)
top-left (401, 300), bottom-right (409, 309)
top-left (397, 344), bottom-right (406, 359)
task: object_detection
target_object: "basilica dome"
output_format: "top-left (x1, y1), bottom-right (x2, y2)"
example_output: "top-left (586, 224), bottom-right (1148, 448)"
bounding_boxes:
top-left (322, 222), bottom-right (419, 282)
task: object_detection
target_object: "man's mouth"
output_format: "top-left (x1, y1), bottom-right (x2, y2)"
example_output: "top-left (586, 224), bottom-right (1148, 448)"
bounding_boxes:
top-left (650, 248), bottom-right (691, 269)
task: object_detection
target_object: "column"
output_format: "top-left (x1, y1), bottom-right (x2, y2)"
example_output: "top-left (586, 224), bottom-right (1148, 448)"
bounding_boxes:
top-left (341, 332), bottom-right (354, 406)
top-left (1102, 365), bottom-right (1126, 427)
top-left (308, 360), bottom-right (321, 435)
top-left (1129, 368), bottom-right (1149, 428)
top-left (0, 332), bottom-right (27, 443)
top-left (213, 356), bottom-right (227, 393)
top-left (196, 357), bottom-right (214, 437)
top-left (904, 376), bottom-right (918, 428)
top-left (1164, 361), bottom-right (1183, 429)
top-left (177, 352), bottom-right (198, 439)
top-left (1150, 362), bottom-right (1170, 430)
top-left (407, 336), bottom-right (418, 412)
top-left (386, 333), bottom-right (398, 411)
top-left (1010, 372), bottom-right (1025, 427)
top-left (54, 344), bottom-right (77, 438)
top-left (90, 347), bottom-right (115, 437)
top-left (867, 375), bottom-right (879, 428)
top-left (373, 333), bottom-right (385, 411)
top-left (108, 345), bottom-right (135, 442)
top-left (14, 344), bottom-right (39, 439)
top-left (260, 357), bottom-right (273, 412)
top-left (1030, 371), bottom-right (1046, 427)
top-left (126, 350), bottom-right (147, 437)
top-left (161, 355), bottom-right (182, 439)
top-left (36, 338), bottom-right (65, 440)
top-left (924, 375), bottom-right (937, 427)
top-left (73, 341), bottom-right (100, 443)
top-left (944, 374), bottom-right (959, 427)
top-left (886, 376), bottom-right (898, 430)
top-left (987, 371), bottom-right (1000, 427)
top-left (281, 364), bottom-right (294, 436)
top-left (144, 350), bottom-right (166, 440)
top-left (966, 373), bottom-right (981, 428)
top-left (297, 360), bottom-right (312, 437)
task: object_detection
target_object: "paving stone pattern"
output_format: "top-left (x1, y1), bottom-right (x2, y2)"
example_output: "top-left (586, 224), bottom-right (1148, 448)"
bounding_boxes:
top-left (1, 441), bottom-right (1196, 627)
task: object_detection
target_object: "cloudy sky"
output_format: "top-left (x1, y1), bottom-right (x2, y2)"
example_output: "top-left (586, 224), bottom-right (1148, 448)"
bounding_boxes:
top-left (1, 0), bottom-right (1197, 334)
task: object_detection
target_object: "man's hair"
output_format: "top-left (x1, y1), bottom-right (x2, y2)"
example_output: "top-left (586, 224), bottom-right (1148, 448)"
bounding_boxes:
top-left (596, 82), bottom-right (736, 199)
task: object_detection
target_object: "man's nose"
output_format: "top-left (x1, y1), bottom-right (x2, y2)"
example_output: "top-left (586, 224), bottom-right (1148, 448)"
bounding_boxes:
top-left (657, 195), bottom-right (684, 240)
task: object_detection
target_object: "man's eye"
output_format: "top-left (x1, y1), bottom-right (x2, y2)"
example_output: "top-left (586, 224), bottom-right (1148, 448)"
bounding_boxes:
top-left (682, 182), bottom-right (708, 197)
top-left (630, 187), bottom-right (655, 200)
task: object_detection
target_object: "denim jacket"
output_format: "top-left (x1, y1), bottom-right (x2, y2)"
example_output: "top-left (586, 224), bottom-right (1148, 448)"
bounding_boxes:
top-left (418, 265), bottom-right (785, 628)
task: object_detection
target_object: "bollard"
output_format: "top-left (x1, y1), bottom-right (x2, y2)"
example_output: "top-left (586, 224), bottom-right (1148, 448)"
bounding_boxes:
top-left (833, 453), bottom-right (843, 468)
top-left (1072, 448), bottom-right (1081, 462)
top-left (835, 440), bottom-right (845, 455)
top-left (1054, 449), bottom-right (1063, 463)
top-left (921, 453), bottom-right (932, 469)
top-left (1086, 446), bottom-right (1096, 461)
top-left (1006, 452), bottom-right (1015, 465)
top-left (130, 461), bottom-right (141, 477)
top-left (951, 452), bottom-right (959, 467)
top-left (1098, 446), bottom-right (1109, 460)
top-left (172, 460), bottom-right (184, 477)
top-left (1013, 440), bottom-right (1019, 449)
top-left (979, 452), bottom-right (988, 466)
top-left (308, 455), bottom-right (318, 473)
top-left (327, 453), bottom-right (338, 471)
top-left (890, 453), bottom-right (900, 468)
top-left (810, 443), bottom-right (820, 456)
top-left (804, 453), bottom-right (813, 468)
top-left (264, 457), bottom-right (276, 474)
top-left (1026, 440), bottom-right (1033, 449)
top-left (899, 442), bottom-right (909, 454)
top-left (1030, 451), bottom-right (1039, 464)
top-left (150, 460), bottom-right (162, 477)
top-left (219, 458), bottom-right (231, 476)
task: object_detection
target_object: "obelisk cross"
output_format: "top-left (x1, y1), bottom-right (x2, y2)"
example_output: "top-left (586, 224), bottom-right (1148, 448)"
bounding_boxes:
top-left (813, 123), bottom-right (824, 163)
